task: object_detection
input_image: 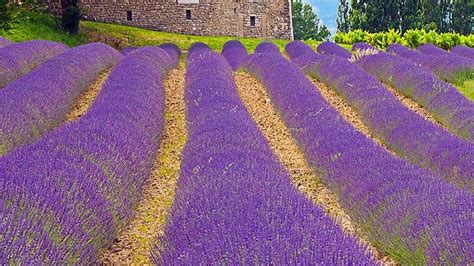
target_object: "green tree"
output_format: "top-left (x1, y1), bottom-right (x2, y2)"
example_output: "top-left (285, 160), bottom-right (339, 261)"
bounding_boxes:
top-left (292, 0), bottom-right (331, 41)
top-left (336, 0), bottom-right (350, 32)
top-left (0, 0), bottom-right (11, 32)
top-left (61, 0), bottom-right (81, 34)
top-left (451, 0), bottom-right (473, 35)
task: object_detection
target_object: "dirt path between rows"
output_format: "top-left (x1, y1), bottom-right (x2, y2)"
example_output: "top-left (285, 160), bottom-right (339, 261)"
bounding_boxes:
top-left (234, 72), bottom-right (395, 265)
top-left (308, 78), bottom-right (398, 156)
top-left (383, 84), bottom-right (451, 132)
top-left (99, 64), bottom-right (187, 265)
top-left (65, 69), bottom-right (111, 122)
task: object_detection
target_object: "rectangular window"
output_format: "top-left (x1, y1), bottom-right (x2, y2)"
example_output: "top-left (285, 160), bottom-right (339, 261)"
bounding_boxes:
top-left (126, 11), bottom-right (132, 21)
top-left (186, 10), bottom-right (192, 20)
top-left (250, 16), bottom-right (256, 26)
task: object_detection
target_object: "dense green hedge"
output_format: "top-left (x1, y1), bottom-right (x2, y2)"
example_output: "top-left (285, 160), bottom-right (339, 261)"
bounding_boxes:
top-left (335, 29), bottom-right (474, 49)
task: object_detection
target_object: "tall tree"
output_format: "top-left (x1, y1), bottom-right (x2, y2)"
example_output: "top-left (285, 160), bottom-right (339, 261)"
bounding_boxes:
top-left (61, 0), bottom-right (81, 34)
top-left (292, 0), bottom-right (331, 41)
top-left (451, 0), bottom-right (472, 34)
top-left (399, 0), bottom-right (424, 32)
top-left (0, 0), bottom-right (11, 32)
top-left (336, 0), bottom-right (350, 33)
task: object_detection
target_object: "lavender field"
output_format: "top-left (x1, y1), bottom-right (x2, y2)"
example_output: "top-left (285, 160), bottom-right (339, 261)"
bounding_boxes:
top-left (1, 38), bottom-right (473, 264)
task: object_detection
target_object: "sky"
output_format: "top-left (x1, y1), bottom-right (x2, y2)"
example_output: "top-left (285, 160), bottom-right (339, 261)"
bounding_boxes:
top-left (306, 0), bottom-right (339, 34)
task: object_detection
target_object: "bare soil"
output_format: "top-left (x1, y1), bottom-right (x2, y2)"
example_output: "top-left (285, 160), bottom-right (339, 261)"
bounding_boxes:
top-left (383, 84), bottom-right (450, 132)
top-left (234, 72), bottom-right (395, 265)
top-left (309, 78), bottom-right (402, 158)
top-left (98, 64), bottom-right (187, 265)
top-left (65, 69), bottom-right (111, 122)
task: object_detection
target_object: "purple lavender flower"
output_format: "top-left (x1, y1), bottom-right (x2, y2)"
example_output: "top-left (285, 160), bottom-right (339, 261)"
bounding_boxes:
top-left (156, 44), bottom-right (373, 264)
top-left (451, 45), bottom-right (474, 60)
top-left (222, 40), bottom-right (249, 70)
top-left (388, 43), bottom-right (474, 84)
top-left (244, 42), bottom-right (474, 264)
top-left (354, 52), bottom-right (474, 142)
top-left (316, 41), bottom-right (352, 59)
top-left (254, 42), bottom-right (280, 54)
top-left (0, 43), bottom-right (121, 156)
top-left (122, 46), bottom-right (137, 55)
top-left (352, 42), bottom-right (374, 51)
top-left (0, 40), bottom-right (68, 88)
top-left (1, 46), bottom-right (178, 263)
top-left (287, 41), bottom-right (474, 192)
top-left (0, 36), bottom-right (12, 47)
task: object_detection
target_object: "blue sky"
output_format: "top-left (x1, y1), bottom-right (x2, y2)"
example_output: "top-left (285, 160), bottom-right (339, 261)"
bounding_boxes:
top-left (306, 0), bottom-right (339, 34)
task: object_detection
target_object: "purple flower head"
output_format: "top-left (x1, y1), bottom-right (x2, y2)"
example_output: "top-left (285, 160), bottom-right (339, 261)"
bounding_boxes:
top-left (254, 42), bottom-right (280, 54)
top-left (156, 46), bottom-right (373, 264)
top-left (352, 42), bottom-right (374, 51)
top-left (0, 43), bottom-right (121, 155)
top-left (2, 46), bottom-right (176, 263)
top-left (451, 45), bottom-right (474, 60)
top-left (316, 41), bottom-right (352, 59)
top-left (0, 36), bottom-right (12, 47)
top-left (246, 44), bottom-right (474, 264)
top-left (0, 40), bottom-right (68, 88)
top-left (222, 40), bottom-right (248, 70)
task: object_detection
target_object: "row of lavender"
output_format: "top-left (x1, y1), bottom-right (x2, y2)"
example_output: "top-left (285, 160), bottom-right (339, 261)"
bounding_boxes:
top-left (232, 41), bottom-right (473, 264)
top-left (317, 41), bottom-right (474, 142)
top-left (387, 43), bottom-right (474, 85)
top-left (0, 43), bottom-right (121, 156)
top-left (1, 45), bottom-right (179, 263)
top-left (290, 41), bottom-right (473, 192)
top-left (154, 43), bottom-right (373, 264)
top-left (0, 40), bottom-right (68, 88)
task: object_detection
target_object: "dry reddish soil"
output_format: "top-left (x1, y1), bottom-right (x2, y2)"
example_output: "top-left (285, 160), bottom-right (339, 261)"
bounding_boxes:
top-left (234, 72), bottom-right (395, 265)
top-left (99, 64), bottom-right (187, 265)
top-left (65, 69), bottom-right (111, 122)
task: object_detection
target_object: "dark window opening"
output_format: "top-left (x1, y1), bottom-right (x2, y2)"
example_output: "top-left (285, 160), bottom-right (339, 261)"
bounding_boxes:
top-left (234, 8), bottom-right (237, 14)
top-left (186, 10), bottom-right (192, 20)
top-left (126, 11), bottom-right (132, 21)
top-left (250, 16), bottom-right (256, 26)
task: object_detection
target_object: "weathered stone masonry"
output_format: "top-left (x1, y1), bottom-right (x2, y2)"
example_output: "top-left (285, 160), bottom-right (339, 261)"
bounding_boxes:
top-left (43, 0), bottom-right (293, 39)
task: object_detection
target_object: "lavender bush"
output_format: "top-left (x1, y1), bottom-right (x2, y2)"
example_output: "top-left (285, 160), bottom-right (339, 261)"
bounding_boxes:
top-left (451, 45), bottom-right (474, 60)
top-left (155, 44), bottom-right (373, 264)
top-left (316, 41), bottom-right (352, 59)
top-left (0, 40), bottom-right (68, 88)
top-left (0, 43), bottom-right (121, 156)
top-left (222, 40), bottom-right (248, 70)
top-left (254, 42), bottom-right (280, 54)
top-left (1, 46), bottom-right (178, 263)
top-left (0, 36), bottom-right (12, 47)
top-left (243, 41), bottom-right (473, 264)
top-left (353, 52), bottom-right (474, 141)
top-left (287, 41), bottom-right (474, 192)
top-left (388, 43), bottom-right (474, 84)
top-left (352, 42), bottom-right (374, 51)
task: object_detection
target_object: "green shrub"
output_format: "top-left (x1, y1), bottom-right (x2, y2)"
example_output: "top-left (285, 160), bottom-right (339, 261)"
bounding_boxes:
top-left (335, 29), bottom-right (473, 49)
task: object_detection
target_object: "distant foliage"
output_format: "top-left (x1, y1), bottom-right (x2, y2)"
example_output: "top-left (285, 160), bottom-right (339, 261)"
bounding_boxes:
top-left (0, 0), bottom-right (12, 32)
top-left (291, 0), bottom-right (330, 41)
top-left (335, 29), bottom-right (474, 49)
top-left (337, 0), bottom-right (473, 35)
top-left (61, 0), bottom-right (81, 34)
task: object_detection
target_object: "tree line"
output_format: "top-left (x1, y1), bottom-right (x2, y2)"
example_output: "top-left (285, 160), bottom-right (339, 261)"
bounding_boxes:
top-left (337, 0), bottom-right (473, 35)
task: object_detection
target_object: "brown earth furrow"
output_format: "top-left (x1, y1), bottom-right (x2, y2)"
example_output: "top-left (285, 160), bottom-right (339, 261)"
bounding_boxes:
top-left (383, 84), bottom-right (451, 132)
top-left (234, 72), bottom-right (395, 265)
top-left (99, 64), bottom-right (187, 265)
top-left (309, 77), bottom-right (400, 158)
top-left (65, 69), bottom-right (111, 122)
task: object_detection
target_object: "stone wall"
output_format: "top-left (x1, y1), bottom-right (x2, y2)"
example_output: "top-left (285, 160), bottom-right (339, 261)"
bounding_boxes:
top-left (42, 0), bottom-right (293, 39)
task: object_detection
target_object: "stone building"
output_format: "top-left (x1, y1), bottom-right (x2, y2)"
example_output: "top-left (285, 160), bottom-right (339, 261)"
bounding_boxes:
top-left (43, 0), bottom-right (293, 39)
